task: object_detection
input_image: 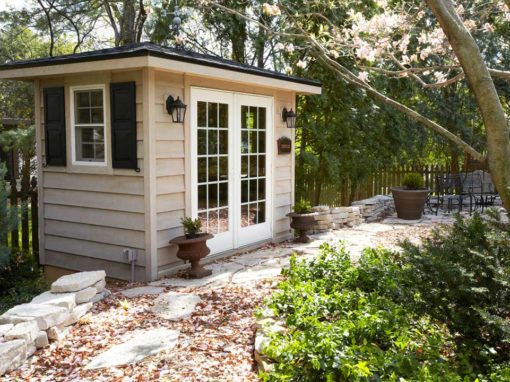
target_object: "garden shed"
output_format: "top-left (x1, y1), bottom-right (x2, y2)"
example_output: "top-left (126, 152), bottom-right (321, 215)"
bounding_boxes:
top-left (0, 42), bottom-right (321, 282)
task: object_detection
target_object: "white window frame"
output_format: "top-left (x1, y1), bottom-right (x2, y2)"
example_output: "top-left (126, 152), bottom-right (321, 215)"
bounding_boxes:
top-left (70, 84), bottom-right (108, 166)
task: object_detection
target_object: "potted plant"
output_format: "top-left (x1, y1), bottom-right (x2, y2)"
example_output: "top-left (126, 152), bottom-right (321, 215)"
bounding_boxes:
top-left (391, 172), bottom-right (430, 220)
top-left (286, 200), bottom-right (318, 243)
top-left (169, 217), bottom-right (213, 278)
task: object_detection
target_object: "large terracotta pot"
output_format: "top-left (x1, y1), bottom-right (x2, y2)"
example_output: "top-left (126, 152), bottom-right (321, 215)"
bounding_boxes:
top-left (169, 233), bottom-right (214, 278)
top-left (391, 187), bottom-right (430, 220)
top-left (286, 212), bottom-right (319, 243)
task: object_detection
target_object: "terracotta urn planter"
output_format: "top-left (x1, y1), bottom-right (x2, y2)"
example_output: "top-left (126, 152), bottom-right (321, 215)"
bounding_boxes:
top-left (390, 187), bottom-right (430, 220)
top-left (286, 212), bottom-right (319, 243)
top-left (169, 233), bottom-right (214, 279)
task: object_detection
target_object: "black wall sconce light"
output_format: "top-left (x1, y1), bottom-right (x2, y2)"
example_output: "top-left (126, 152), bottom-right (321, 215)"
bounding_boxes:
top-left (166, 95), bottom-right (187, 123)
top-left (282, 107), bottom-right (297, 129)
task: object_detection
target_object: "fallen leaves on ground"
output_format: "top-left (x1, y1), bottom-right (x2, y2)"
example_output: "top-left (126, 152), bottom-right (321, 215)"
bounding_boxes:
top-left (4, 278), bottom-right (279, 382)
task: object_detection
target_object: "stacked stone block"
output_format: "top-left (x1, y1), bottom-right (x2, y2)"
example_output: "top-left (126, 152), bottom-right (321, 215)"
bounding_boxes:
top-left (351, 195), bottom-right (394, 222)
top-left (0, 271), bottom-right (110, 376)
top-left (330, 206), bottom-right (363, 228)
top-left (310, 206), bottom-right (333, 233)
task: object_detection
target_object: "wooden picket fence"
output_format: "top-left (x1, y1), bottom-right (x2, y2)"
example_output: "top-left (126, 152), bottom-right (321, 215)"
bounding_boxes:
top-left (299, 164), bottom-right (453, 207)
top-left (4, 177), bottom-right (39, 263)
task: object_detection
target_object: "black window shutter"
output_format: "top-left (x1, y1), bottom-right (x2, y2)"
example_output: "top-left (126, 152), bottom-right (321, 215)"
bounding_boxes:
top-left (43, 87), bottom-right (66, 166)
top-left (110, 82), bottom-right (138, 170)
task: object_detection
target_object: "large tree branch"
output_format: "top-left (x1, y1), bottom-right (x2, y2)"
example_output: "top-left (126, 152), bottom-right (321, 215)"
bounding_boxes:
top-left (103, 0), bottom-right (120, 46)
top-left (36, 0), bottom-right (55, 56)
top-left (208, 0), bottom-right (485, 161)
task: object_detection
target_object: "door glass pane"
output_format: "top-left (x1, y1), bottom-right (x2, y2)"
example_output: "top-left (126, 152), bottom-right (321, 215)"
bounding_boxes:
top-left (198, 158), bottom-right (207, 183)
top-left (198, 130), bottom-right (207, 155)
top-left (240, 105), bottom-right (267, 227)
top-left (208, 157), bottom-right (218, 182)
top-left (198, 185), bottom-right (207, 210)
top-left (219, 104), bottom-right (228, 128)
top-left (198, 102), bottom-right (207, 127)
top-left (208, 103), bottom-right (218, 127)
top-left (219, 157), bottom-right (228, 180)
top-left (258, 108), bottom-right (266, 130)
top-left (196, 101), bottom-right (229, 235)
top-left (218, 208), bottom-right (229, 233)
top-left (219, 130), bottom-right (228, 154)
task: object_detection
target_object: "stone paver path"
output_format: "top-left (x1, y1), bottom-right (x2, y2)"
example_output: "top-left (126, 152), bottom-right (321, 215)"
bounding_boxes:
top-left (85, 328), bottom-right (180, 370)
top-left (4, 213), bottom-right (452, 381)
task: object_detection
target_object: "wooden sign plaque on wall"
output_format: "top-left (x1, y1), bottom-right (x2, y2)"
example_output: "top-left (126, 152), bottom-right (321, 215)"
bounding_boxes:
top-left (277, 136), bottom-right (292, 154)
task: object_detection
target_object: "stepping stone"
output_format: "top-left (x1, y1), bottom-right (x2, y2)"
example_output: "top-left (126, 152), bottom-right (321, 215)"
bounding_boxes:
top-left (152, 292), bottom-right (201, 321)
top-left (31, 291), bottom-right (76, 310)
top-left (85, 328), bottom-right (179, 370)
top-left (0, 340), bottom-right (27, 376)
top-left (150, 262), bottom-right (244, 289)
top-left (0, 304), bottom-right (69, 330)
top-left (233, 249), bottom-right (292, 267)
top-left (51, 271), bottom-right (106, 293)
top-left (120, 286), bottom-right (165, 298)
top-left (231, 264), bottom-right (283, 284)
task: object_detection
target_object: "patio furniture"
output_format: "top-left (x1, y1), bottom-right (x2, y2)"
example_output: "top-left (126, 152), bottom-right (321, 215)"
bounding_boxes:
top-left (466, 170), bottom-right (498, 212)
top-left (428, 174), bottom-right (463, 215)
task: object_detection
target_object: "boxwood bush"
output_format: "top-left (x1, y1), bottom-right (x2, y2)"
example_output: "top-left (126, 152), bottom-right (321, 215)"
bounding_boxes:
top-left (259, 212), bottom-right (510, 381)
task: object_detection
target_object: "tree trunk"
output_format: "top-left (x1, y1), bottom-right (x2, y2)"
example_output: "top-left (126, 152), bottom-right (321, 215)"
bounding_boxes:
top-left (119, 0), bottom-right (136, 45)
top-left (426, 0), bottom-right (510, 211)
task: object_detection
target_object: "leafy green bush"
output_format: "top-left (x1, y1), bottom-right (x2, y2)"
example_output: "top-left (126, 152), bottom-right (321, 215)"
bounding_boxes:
top-left (397, 212), bottom-right (510, 369)
top-left (292, 199), bottom-right (313, 214)
top-left (259, 212), bottom-right (510, 381)
top-left (0, 249), bottom-right (47, 314)
top-left (402, 172), bottom-right (424, 189)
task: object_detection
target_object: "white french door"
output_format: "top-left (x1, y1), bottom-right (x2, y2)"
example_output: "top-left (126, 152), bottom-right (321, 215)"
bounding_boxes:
top-left (190, 88), bottom-right (273, 254)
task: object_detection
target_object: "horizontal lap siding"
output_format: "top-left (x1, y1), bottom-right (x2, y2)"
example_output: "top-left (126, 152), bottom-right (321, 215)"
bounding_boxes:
top-left (154, 71), bottom-right (186, 271)
top-left (39, 71), bottom-right (147, 281)
top-left (273, 92), bottom-right (294, 241)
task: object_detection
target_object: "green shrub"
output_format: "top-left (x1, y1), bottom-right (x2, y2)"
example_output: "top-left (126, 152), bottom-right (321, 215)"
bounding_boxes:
top-left (0, 249), bottom-right (47, 314)
top-left (180, 216), bottom-right (203, 238)
top-left (397, 212), bottom-right (510, 369)
top-left (259, 212), bottom-right (510, 381)
top-left (292, 199), bottom-right (313, 214)
top-left (402, 172), bottom-right (424, 189)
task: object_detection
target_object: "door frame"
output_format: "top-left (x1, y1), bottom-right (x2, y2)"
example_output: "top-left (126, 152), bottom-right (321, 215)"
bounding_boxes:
top-left (190, 87), bottom-right (274, 254)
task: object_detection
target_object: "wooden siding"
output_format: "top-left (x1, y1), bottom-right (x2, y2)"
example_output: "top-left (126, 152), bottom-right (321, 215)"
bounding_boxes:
top-left (39, 70), bottom-right (147, 281)
top-left (155, 71), bottom-right (295, 275)
top-left (272, 91), bottom-right (294, 241)
top-left (153, 71), bottom-right (187, 270)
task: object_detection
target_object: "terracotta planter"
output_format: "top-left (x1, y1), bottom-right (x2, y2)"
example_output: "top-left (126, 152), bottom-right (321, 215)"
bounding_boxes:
top-left (286, 212), bottom-right (318, 243)
top-left (169, 233), bottom-right (214, 278)
top-left (391, 187), bottom-right (430, 220)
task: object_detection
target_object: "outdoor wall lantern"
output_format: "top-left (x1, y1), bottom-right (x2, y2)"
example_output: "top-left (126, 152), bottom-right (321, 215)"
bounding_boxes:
top-left (166, 95), bottom-right (187, 123)
top-left (282, 107), bottom-right (297, 129)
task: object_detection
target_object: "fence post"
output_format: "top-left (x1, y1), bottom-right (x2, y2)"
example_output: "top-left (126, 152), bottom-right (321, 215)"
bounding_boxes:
top-left (31, 177), bottom-right (39, 265)
top-left (9, 177), bottom-right (19, 249)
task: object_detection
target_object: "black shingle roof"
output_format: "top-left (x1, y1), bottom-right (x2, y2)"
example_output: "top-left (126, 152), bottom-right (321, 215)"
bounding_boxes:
top-left (0, 42), bottom-right (320, 87)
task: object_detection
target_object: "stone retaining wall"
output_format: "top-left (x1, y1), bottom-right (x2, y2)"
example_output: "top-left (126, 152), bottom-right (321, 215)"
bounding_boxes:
top-left (304, 196), bottom-right (394, 233)
top-left (0, 271), bottom-right (110, 376)
top-left (351, 195), bottom-right (395, 222)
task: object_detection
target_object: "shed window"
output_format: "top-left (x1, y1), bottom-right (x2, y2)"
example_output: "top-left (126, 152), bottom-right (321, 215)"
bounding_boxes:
top-left (72, 87), bottom-right (106, 164)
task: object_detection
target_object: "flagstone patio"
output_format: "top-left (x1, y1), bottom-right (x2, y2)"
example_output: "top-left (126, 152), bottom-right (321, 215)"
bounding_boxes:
top-left (2, 213), bottom-right (454, 381)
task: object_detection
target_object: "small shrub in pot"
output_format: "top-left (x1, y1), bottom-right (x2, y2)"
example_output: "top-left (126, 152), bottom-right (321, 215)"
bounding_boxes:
top-left (180, 217), bottom-right (202, 239)
top-left (402, 172), bottom-right (424, 189)
top-left (391, 172), bottom-right (430, 220)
